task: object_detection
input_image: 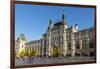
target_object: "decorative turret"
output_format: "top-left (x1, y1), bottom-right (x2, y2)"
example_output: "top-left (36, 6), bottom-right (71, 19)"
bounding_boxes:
top-left (62, 12), bottom-right (66, 25)
top-left (61, 12), bottom-right (68, 29)
top-left (71, 24), bottom-right (78, 32)
top-left (19, 33), bottom-right (26, 41)
top-left (15, 33), bottom-right (27, 57)
top-left (17, 33), bottom-right (26, 41)
top-left (75, 24), bottom-right (78, 30)
top-left (48, 17), bottom-right (53, 31)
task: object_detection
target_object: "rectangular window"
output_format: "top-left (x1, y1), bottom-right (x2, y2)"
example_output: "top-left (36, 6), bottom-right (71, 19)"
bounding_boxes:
top-left (76, 41), bottom-right (80, 49)
top-left (68, 42), bottom-right (71, 50)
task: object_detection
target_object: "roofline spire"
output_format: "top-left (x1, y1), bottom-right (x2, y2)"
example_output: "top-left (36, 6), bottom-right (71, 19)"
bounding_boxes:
top-left (62, 11), bottom-right (65, 20)
top-left (62, 11), bottom-right (66, 25)
top-left (49, 16), bottom-right (53, 25)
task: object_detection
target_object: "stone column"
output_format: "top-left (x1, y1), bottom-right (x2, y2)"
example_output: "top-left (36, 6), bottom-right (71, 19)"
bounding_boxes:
top-left (42, 38), bottom-right (44, 57)
top-left (71, 33), bottom-right (76, 56)
top-left (63, 34), bottom-right (67, 56)
top-left (63, 25), bottom-right (67, 56)
top-left (86, 39), bottom-right (90, 56)
top-left (48, 37), bottom-right (51, 57)
top-left (79, 40), bottom-right (82, 56)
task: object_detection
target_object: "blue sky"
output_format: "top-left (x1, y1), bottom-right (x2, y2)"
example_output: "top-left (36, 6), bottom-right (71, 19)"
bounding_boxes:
top-left (15, 4), bottom-right (95, 41)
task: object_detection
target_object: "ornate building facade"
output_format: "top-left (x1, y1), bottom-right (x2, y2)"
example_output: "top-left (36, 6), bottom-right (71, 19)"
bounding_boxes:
top-left (15, 14), bottom-right (95, 58)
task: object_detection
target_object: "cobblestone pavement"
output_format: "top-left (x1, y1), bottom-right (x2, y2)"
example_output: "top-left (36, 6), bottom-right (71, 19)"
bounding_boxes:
top-left (15, 57), bottom-right (95, 66)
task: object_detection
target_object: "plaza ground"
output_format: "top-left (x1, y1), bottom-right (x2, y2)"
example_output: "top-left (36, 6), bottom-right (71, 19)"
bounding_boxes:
top-left (15, 56), bottom-right (95, 66)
